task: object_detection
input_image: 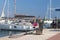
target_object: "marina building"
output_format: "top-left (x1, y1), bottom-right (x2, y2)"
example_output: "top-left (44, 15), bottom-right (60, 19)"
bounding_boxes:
top-left (14, 14), bottom-right (36, 21)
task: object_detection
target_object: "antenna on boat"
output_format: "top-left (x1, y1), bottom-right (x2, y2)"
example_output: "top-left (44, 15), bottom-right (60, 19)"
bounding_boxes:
top-left (14, 0), bottom-right (16, 16)
top-left (7, 0), bottom-right (9, 19)
top-left (45, 5), bottom-right (49, 20)
top-left (1, 0), bottom-right (7, 18)
top-left (50, 0), bottom-right (52, 19)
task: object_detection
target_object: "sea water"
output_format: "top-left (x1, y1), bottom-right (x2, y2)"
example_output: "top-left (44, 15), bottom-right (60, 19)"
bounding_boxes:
top-left (0, 30), bottom-right (23, 37)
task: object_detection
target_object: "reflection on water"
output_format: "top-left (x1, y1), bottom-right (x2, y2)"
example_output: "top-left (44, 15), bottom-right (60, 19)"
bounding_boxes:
top-left (0, 30), bottom-right (23, 37)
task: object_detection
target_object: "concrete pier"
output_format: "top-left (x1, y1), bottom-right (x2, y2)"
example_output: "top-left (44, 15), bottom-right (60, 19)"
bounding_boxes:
top-left (0, 29), bottom-right (60, 40)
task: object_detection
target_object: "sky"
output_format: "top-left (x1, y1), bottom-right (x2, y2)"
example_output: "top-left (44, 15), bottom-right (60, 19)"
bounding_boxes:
top-left (0, 0), bottom-right (60, 18)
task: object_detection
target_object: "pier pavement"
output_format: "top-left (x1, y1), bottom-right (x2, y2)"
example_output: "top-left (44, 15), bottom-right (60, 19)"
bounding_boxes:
top-left (0, 29), bottom-right (60, 40)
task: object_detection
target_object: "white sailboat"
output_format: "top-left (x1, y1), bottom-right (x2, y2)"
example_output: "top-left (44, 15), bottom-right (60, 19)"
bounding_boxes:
top-left (0, 0), bottom-right (7, 24)
top-left (0, 0), bottom-right (39, 31)
top-left (44, 5), bottom-right (53, 24)
top-left (44, 0), bottom-right (53, 24)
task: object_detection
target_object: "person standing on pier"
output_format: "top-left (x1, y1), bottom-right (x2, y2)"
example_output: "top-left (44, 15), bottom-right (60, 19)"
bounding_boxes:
top-left (36, 17), bottom-right (43, 35)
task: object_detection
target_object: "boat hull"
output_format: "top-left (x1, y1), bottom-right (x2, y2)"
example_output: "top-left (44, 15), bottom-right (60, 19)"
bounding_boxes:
top-left (44, 20), bottom-right (53, 24)
top-left (0, 24), bottom-right (38, 31)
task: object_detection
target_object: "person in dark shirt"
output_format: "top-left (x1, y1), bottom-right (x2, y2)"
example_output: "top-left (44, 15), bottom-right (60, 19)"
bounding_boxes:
top-left (51, 20), bottom-right (56, 28)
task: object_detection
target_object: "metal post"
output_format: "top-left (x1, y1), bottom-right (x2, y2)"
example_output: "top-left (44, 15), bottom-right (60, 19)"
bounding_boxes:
top-left (7, 0), bottom-right (9, 19)
top-left (14, 0), bottom-right (16, 15)
top-left (50, 0), bottom-right (52, 19)
top-left (55, 9), bottom-right (60, 29)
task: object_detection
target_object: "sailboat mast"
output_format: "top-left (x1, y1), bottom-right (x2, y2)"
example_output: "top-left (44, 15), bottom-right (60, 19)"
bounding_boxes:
top-left (50, 0), bottom-right (52, 19)
top-left (3, 0), bottom-right (7, 12)
top-left (7, 0), bottom-right (9, 18)
top-left (1, 0), bottom-right (7, 18)
top-left (14, 0), bottom-right (16, 15)
top-left (46, 5), bottom-right (49, 19)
